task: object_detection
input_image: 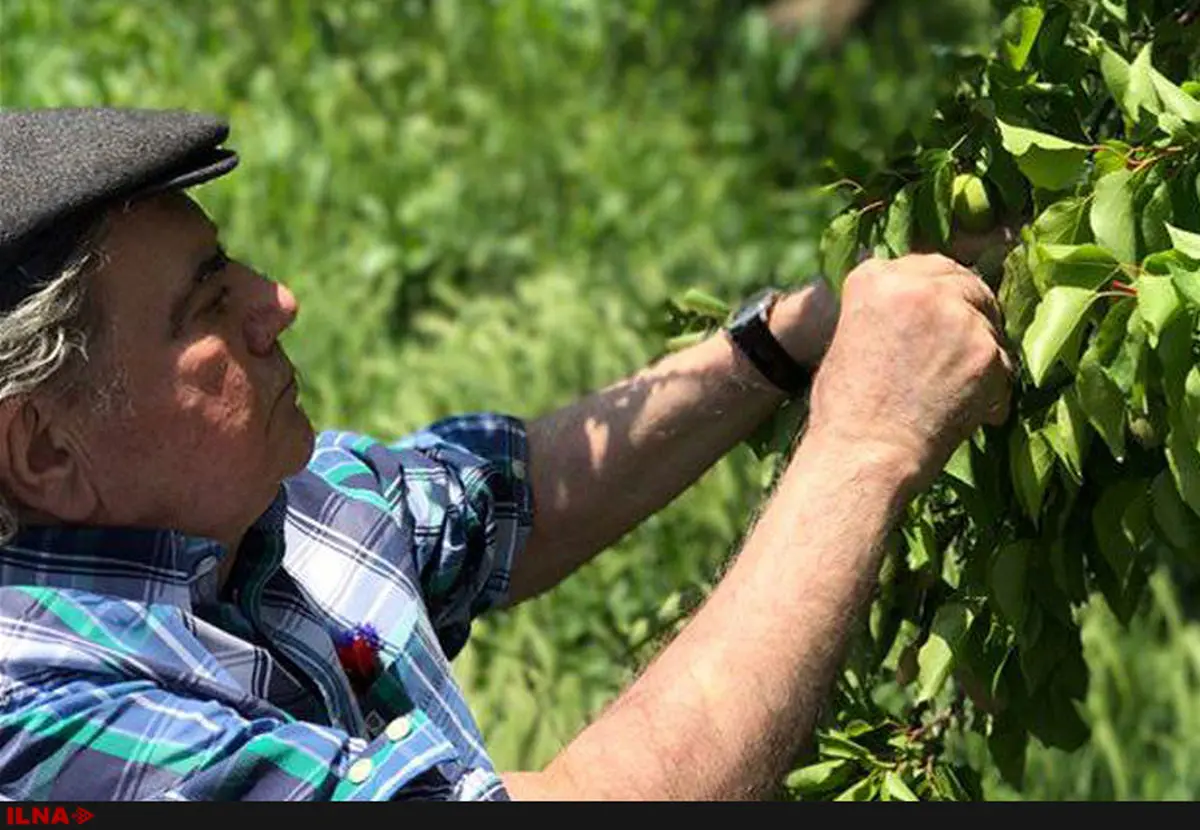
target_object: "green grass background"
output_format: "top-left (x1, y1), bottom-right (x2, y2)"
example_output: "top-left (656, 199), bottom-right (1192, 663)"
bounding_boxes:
top-left (3, 0), bottom-right (1199, 799)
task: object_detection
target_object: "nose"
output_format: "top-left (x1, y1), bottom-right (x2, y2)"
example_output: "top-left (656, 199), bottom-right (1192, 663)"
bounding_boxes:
top-left (244, 275), bottom-right (300, 357)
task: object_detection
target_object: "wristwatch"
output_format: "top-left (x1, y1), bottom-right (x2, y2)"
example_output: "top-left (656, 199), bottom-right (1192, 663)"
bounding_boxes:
top-left (724, 287), bottom-right (811, 397)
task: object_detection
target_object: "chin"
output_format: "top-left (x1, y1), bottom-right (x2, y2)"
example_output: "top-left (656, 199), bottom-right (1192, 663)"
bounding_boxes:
top-left (285, 412), bottom-right (318, 476)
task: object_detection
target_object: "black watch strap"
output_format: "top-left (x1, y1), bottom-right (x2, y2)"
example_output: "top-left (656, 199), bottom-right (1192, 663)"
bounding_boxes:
top-left (724, 289), bottom-right (811, 397)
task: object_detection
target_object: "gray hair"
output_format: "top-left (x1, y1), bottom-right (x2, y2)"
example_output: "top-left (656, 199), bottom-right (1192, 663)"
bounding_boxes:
top-left (0, 215), bottom-right (109, 541)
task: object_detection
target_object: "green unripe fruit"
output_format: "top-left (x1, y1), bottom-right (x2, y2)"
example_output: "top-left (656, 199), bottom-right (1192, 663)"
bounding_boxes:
top-left (952, 173), bottom-right (994, 233)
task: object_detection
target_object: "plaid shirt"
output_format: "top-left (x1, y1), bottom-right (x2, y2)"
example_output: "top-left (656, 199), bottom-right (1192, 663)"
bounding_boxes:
top-left (0, 413), bottom-right (534, 801)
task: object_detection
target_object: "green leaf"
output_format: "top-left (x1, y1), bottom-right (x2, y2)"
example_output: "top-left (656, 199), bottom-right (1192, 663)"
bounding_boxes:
top-left (944, 440), bottom-right (975, 489)
top-left (1097, 0), bottom-right (1126, 23)
top-left (1051, 535), bottom-right (1088, 605)
top-left (1172, 262), bottom-right (1200, 308)
top-left (1187, 367), bottom-right (1200, 438)
top-left (1083, 297), bottom-right (1136, 365)
top-left (1108, 311), bottom-right (1147, 396)
top-left (996, 120), bottom-right (1089, 191)
top-left (1047, 387), bottom-right (1090, 482)
top-left (1150, 69), bottom-right (1200, 138)
top-left (786, 759), bottom-right (858, 796)
top-left (988, 712), bottom-right (1028, 789)
top-left (1031, 198), bottom-right (1091, 245)
top-left (1009, 425), bottom-right (1056, 522)
top-left (1120, 483), bottom-right (1155, 561)
top-left (882, 771), bottom-right (919, 802)
top-left (904, 508), bottom-right (938, 572)
top-left (915, 154), bottom-right (954, 249)
top-left (820, 731), bottom-right (875, 762)
top-left (916, 602), bottom-right (974, 703)
top-left (882, 618), bottom-right (922, 674)
top-left (1022, 286), bottom-right (1099, 386)
top-left (821, 211), bottom-right (862, 295)
top-left (1027, 683), bottom-right (1090, 751)
top-left (1155, 313), bottom-right (1194, 411)
top-left (884, 185), bottom-right (916, 257)
top-left (1166, 412), bottom-right (1200, 518)
top-left (1135, 274), bottom-right (1181, 346)
top-left (984, 133), bottom-right (1030, 218)
top-left (1098, 42), bottom-right (1161, 124)
top-left (990, 541), bottom-right (1030, 628)
top-left (1166, 223), bottom-right (1200, 260)
top-left (942, 546), bottom-right (963, 591)
top-left (999, 247), bottom-right (1042, 343)
top-left (1128, 43), bottom-right (1160, 114)
top-left (673, 288), bottom-right (731, 320)
top-left (1095, 140), bottom-right (1133, 177)
top-left (1020, 615), bottom-right (1070, 694)
top-left (1141, 180), bottom-right (1175, 256)
top-left (1076, 361), bottom-right (1127, 461)
top-left (1093, 480), bottom-right (1146, 585)
top-left (1150, 471), bottom-right (1200, 554)
top-left (834, 773), bottom-right (879, 802)
top-left (1091, 170), bottom-right (1138, 263)
top-left (664, 331), bottom-right (709, 352)
top-left (1000, 6), bottom-right (1045, 71)
top-left (930, 764), bottom-right (974, 802)
top-left (1034, 244), bottom-right (1119, 290)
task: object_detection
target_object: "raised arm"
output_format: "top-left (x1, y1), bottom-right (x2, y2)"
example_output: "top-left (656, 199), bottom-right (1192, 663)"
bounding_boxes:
top-left (507, 280), bottom-right (839, 605)
top-left (502, 254), bottom-right (1014, 799)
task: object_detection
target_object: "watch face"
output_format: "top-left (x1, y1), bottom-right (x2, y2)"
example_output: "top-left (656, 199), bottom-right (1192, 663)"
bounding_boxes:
top-left (732, 288), bottom-right (777, 328)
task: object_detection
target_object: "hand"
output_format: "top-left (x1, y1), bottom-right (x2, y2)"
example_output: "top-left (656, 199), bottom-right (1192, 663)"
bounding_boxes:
top-left (804, 254), bottom-right (1015, 496)
top-left (770, 279), bottom-right (841, 370)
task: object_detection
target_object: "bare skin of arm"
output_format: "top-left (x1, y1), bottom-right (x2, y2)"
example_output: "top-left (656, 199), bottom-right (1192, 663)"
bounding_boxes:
top-left (507, 282), bottom-right (839, 605)
top-left (502, 255), bottom-right (1014, 800)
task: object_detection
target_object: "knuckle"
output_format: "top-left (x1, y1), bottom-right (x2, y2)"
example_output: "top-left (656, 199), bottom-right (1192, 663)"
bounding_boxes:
top-left (968, 336), bottom-right (1000, 378)
top-left (844, 258), bottom-right (889, 289)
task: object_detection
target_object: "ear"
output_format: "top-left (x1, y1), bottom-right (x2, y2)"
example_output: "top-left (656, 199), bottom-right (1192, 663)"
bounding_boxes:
top-left (2, 397), bottom-right (98, 524)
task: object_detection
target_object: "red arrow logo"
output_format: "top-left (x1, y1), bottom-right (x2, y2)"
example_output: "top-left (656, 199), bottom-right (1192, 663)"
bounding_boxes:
top-left (72, 807), bottom-right (93, 825)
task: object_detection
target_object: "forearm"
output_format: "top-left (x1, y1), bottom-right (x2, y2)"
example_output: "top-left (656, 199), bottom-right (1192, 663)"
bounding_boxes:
top-left (503, 430), bottom-right (919, 800)
top-left (507, 284), bottom-right (832, 604)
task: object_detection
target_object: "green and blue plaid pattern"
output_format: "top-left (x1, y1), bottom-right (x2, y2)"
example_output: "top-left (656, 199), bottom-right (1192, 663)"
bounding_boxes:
top-left (0, 412), bottom-right (533, 801)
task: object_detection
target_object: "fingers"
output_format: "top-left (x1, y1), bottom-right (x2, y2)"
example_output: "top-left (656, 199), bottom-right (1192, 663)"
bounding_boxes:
top-left (885, 253), bottom-right (1005, 334)
top-left (981, 342), bottom-right (1016, 426)
top-left (909, 255), bottom-right (1015, 427)
top-left (856, 253), bottom-right (1017, 429)
top-left (947, 263), bottom-right (1005, 338)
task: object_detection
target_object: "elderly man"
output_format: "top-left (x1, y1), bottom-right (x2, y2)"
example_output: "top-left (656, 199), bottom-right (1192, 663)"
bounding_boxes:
top-left (0, 108), bottom-right (1012, 801)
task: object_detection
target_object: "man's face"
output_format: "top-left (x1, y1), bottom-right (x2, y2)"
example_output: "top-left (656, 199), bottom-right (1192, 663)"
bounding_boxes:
top-left (67, 190), bottom-right (314, 543)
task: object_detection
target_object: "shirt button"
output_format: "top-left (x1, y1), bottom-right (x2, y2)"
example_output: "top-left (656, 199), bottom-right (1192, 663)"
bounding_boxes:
top-left (346, 758), bottom-right (373, 784)
top-left (385, 715), bottom-right (412, 742)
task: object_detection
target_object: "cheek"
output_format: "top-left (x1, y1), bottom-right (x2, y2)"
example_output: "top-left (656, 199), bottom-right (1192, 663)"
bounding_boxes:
top-left (185, 340), bottom-right (233, 399)
top-left (176, 343), bottom-right (258, 437)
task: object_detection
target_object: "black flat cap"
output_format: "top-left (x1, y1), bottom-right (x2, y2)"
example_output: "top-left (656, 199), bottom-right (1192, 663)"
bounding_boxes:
top-left (0, 107), bottom-right (238, 307)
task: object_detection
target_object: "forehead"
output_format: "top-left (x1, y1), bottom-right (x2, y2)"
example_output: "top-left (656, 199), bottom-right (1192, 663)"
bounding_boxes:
top-left (91, 191), bottom-right (216, 299)
top-left (103, 191), bottom-right (216, 246)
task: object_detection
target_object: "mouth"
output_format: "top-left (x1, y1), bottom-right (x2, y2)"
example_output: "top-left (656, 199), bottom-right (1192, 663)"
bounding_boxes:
top-left (267, 373), bottom-right (298, 427)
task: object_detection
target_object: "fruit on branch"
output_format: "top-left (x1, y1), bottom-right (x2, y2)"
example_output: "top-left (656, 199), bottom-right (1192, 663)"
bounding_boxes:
top-left (952, 173), bottom-right (995, 234)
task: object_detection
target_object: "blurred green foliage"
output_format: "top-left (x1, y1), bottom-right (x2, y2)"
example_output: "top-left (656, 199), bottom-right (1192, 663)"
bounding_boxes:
top-left (3, 0), bottom-right (1198, 799)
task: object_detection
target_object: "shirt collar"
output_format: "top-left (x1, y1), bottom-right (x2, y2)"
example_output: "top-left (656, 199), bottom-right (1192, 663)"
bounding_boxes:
top-left (0, 487), bottom-right (288, 612)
